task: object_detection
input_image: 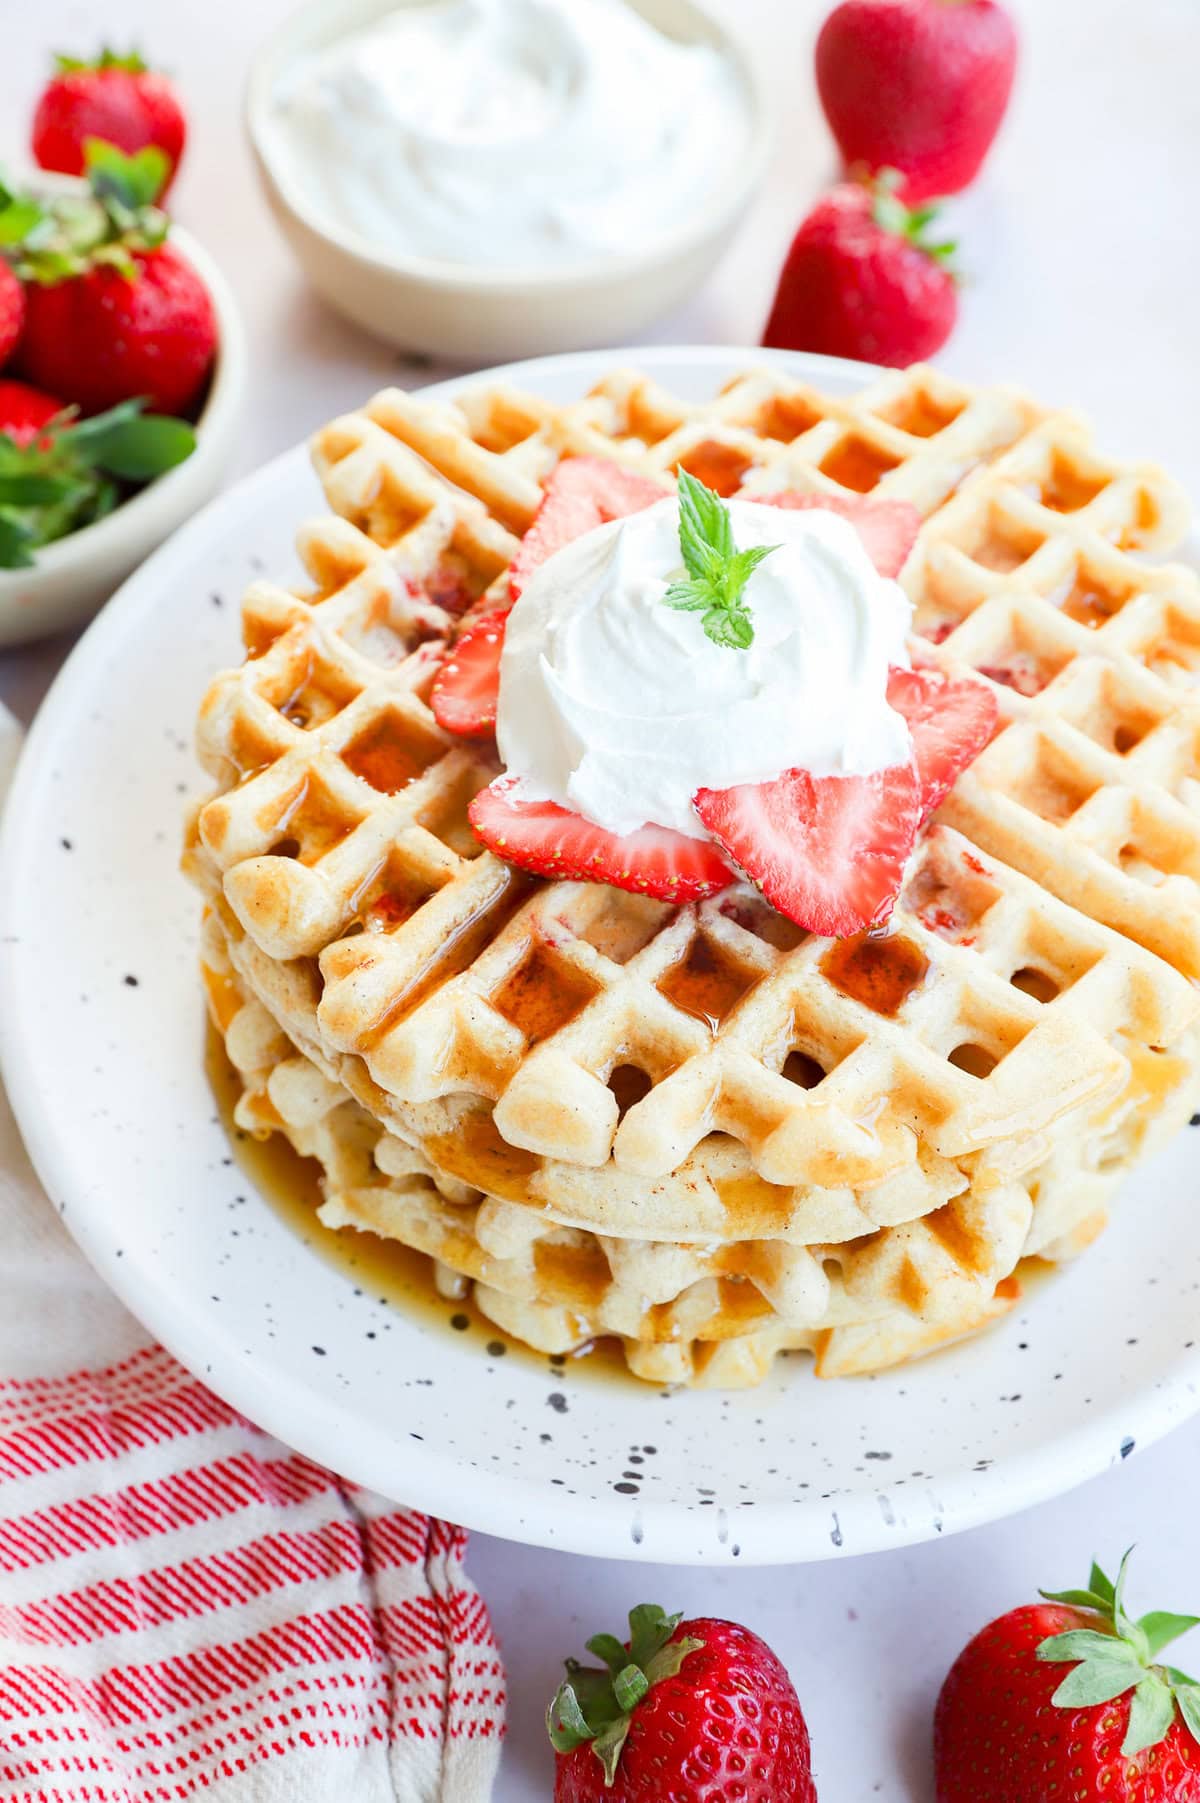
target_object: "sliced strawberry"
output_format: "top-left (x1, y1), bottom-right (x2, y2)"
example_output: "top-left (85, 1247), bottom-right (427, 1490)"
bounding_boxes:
top-left (509, 456), bottom-right (668, 600)
top-left (429, 608), bottom-right (509, 737)
top-left (693, 762), bottom-right (921, 937)
top-left (469, 777), bottom-right (733, 904)
top-left (758, 491), bottom-right (921, 579)
top-left (886, 665), bottom-right (998, 821)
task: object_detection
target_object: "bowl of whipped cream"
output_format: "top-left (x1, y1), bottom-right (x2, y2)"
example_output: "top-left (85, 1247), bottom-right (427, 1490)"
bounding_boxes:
top-left (246, 0), bottom-right (771, 362)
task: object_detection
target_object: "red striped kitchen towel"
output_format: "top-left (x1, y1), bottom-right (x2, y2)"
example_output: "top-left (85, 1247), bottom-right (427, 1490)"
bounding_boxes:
top-left (0, 707), bottom-right (505, 1801)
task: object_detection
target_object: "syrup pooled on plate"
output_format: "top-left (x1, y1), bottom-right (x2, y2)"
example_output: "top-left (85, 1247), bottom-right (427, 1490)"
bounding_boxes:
top-left (206, 1023), bottom-right (631, 1387)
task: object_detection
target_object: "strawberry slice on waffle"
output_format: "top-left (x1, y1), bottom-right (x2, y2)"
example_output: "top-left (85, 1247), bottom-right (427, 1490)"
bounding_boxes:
top-left (468, 778), bottom-right (733, 906)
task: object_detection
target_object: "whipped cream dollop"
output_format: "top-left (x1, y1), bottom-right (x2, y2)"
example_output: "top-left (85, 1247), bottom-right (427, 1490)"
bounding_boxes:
top-left (265, 0), bottom-right (750, 269)
top-left (496, 499), bottom-right (915, 841)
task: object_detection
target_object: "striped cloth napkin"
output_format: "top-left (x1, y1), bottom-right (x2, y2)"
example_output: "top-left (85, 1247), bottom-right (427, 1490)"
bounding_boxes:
top-left (0, 703), bottom-right (505, 1801)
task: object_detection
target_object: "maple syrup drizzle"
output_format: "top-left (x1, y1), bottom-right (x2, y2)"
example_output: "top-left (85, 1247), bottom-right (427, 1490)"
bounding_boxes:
top-left (361, 866), bottom-right (535, 1045)
top-left (206, 1027), bottom-right (632, 1386)
top-left (657, 936), bottom-right (756, 1031)
top-left (821, 931), bottom-right (930, 1017)
top-left (342, 717), bottom-right (439, 794)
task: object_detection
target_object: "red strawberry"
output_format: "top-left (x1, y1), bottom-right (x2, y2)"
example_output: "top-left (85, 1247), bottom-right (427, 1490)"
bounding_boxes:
top-left (430, 608), bottom-right (508, 736)
top-left (0, 264), bottom-right (25, 372)
top-left (510, 456), bottom-right (667, 600)
top-left (31, 49), bottom-right (186, 199)
top-left (760, 490), bottom-right (920, 578)
top-left (817, 0), bottom-right (1018, 204)
top-left (694, 760), bottom-right (920, 936)
top-left (469, 777), bottom-right (732, 905)
top-left (935, 1551), bottom-right (1200, 1803)
top-left (886, 664), bottom-right (997, 820)
top-left (19, 238), bottom-right (215, 418)
top-left (0, 379), bottom-right (65, 447)
top-left (763, 176), bottom-right (958, 369)
top-left (548, 1603), bottom-right (816, 1803)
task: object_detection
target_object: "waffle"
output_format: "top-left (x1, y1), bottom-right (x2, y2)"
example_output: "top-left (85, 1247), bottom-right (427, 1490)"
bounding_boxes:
top-left (205, 941), bottom-right (1106, 1388)
top-left (188, 362), bottom-right (1200, 1385)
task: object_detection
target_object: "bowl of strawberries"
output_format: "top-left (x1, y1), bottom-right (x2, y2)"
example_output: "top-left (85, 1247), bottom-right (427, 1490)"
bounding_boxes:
top-left (0, 144), bottom-right (245, 647)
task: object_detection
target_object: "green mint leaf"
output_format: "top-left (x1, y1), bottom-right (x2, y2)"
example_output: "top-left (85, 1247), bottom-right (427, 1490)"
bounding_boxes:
top-left (1138, 1612), bottom-right (1200, 1660)
top-left (726, 542), bottom-right (780, 600)
top-left (703, 605), bottom-right (753, 651)
top-left (65, 405), bottom-right (196, 480)
top-left (676, 467), bottom-right (732, 574)
top-left (1051, 1658), bottom-right (1144, 1710)
top-left (1175, 1684), bottom-right (1200, 1748)
top-left (666, 469), bottom-right (778, 653)
top-left (0, 509), bottom-right (38, 569)
top-left (1038, 1629), bottom-right (1140, 1666)
top-left (1123, 1674), bottom-right (1177, 1757)
top-left (663, 576), bottom-right (715, 613)
top-left (0, 472), bottom-right (79, 507)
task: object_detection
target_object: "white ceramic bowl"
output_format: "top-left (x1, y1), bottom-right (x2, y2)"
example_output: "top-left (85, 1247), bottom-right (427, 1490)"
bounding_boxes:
top-left (0, 187), bottom-right (246, 649)
top-left (245, 0), bottom-right (772, 363)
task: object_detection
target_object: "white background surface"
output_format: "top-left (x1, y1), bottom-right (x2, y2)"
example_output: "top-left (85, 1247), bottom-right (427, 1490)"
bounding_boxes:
top-left (2, 1), bottom-right (1199, 1797)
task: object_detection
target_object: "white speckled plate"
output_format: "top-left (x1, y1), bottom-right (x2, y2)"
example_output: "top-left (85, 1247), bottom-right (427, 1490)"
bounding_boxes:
top-left (2, 347), bottom-right (1199, 1566)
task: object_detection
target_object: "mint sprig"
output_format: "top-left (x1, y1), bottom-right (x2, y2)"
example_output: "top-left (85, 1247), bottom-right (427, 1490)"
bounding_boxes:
top-left (0, 398), bottom-right (196, 569)
top-left (1037, 1549), bottom-right (1200, 1758)
top-left (663, 467), bottom-right (778, 651)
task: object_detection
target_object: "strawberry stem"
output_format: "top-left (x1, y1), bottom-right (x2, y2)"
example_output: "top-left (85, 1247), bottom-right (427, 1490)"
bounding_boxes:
top-left (547, 1604), bottom-right (705, 1785)
top-left (870, 169), bottom-right (959, 272)
top-left (1037, 1550), bottom-right (1200, 1758)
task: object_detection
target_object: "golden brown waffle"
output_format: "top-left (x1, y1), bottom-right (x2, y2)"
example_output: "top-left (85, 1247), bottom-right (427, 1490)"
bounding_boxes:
top-left (205, 950), bottom-right (1044, 1385)
top-left (207, 938), bottom-right (1179, 1388)
top-left (188, 362), bottom-right (1200, 1383)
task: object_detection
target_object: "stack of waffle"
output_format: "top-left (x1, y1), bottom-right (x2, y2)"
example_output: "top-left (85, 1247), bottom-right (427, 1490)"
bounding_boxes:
top-left (185, 364), bottom-right (1200, 1389)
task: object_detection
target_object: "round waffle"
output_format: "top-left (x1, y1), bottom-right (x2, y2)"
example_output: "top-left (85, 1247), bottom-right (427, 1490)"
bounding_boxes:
top-left (187, 362), bottom-right (1200, 1384)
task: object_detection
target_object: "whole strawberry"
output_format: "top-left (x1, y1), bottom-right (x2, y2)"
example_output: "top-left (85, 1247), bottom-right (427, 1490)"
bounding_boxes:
top-left (0, 262), bottom-right (24, 371)
top-left (547, 1603), bottom-right (816, 1802)
top-left (0, 380), bottom-right (64, 448)
top-left (12, 147), bottom-right (216, 418)
top-left (935, 1551), bottom-right (1200, 1802)
top-left (817, 0), bottom-right (1018, 203)
top-left (763, 173), bottom-right (957, 368)
top-left (32, 48), bottom-right (186, 199)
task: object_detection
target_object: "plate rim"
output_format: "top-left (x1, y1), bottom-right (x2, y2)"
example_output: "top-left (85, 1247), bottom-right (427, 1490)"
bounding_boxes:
top-left (3, 342), bottom-right (1199, 1565)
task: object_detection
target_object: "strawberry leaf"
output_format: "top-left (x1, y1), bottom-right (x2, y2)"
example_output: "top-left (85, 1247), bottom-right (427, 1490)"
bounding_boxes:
top-left (0, 197), bottom-right (44, 245)
top-left (55, 46), bottom-right (150, 73)
top-left (546, 1605), bottom-right (704, 1786)
top-left (1038, 1629), bottom-right (1139, 1666)
top-left (1050, 1658), bottom-right (1144, 1710)
top-left (84, 137), bottom-right (170, 208)
top-left (1040, 1587), bottom-right (1116, 1613)
top-left (1176, 1684), bottom-right (1200, 1748)
top-left (1138, 1612), bottom-right (1200, 1660)
top-left (1090, 1563), bottom-right (1118, 1605)
top-left (1124, 1675), bottom-right (1178, 1757)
